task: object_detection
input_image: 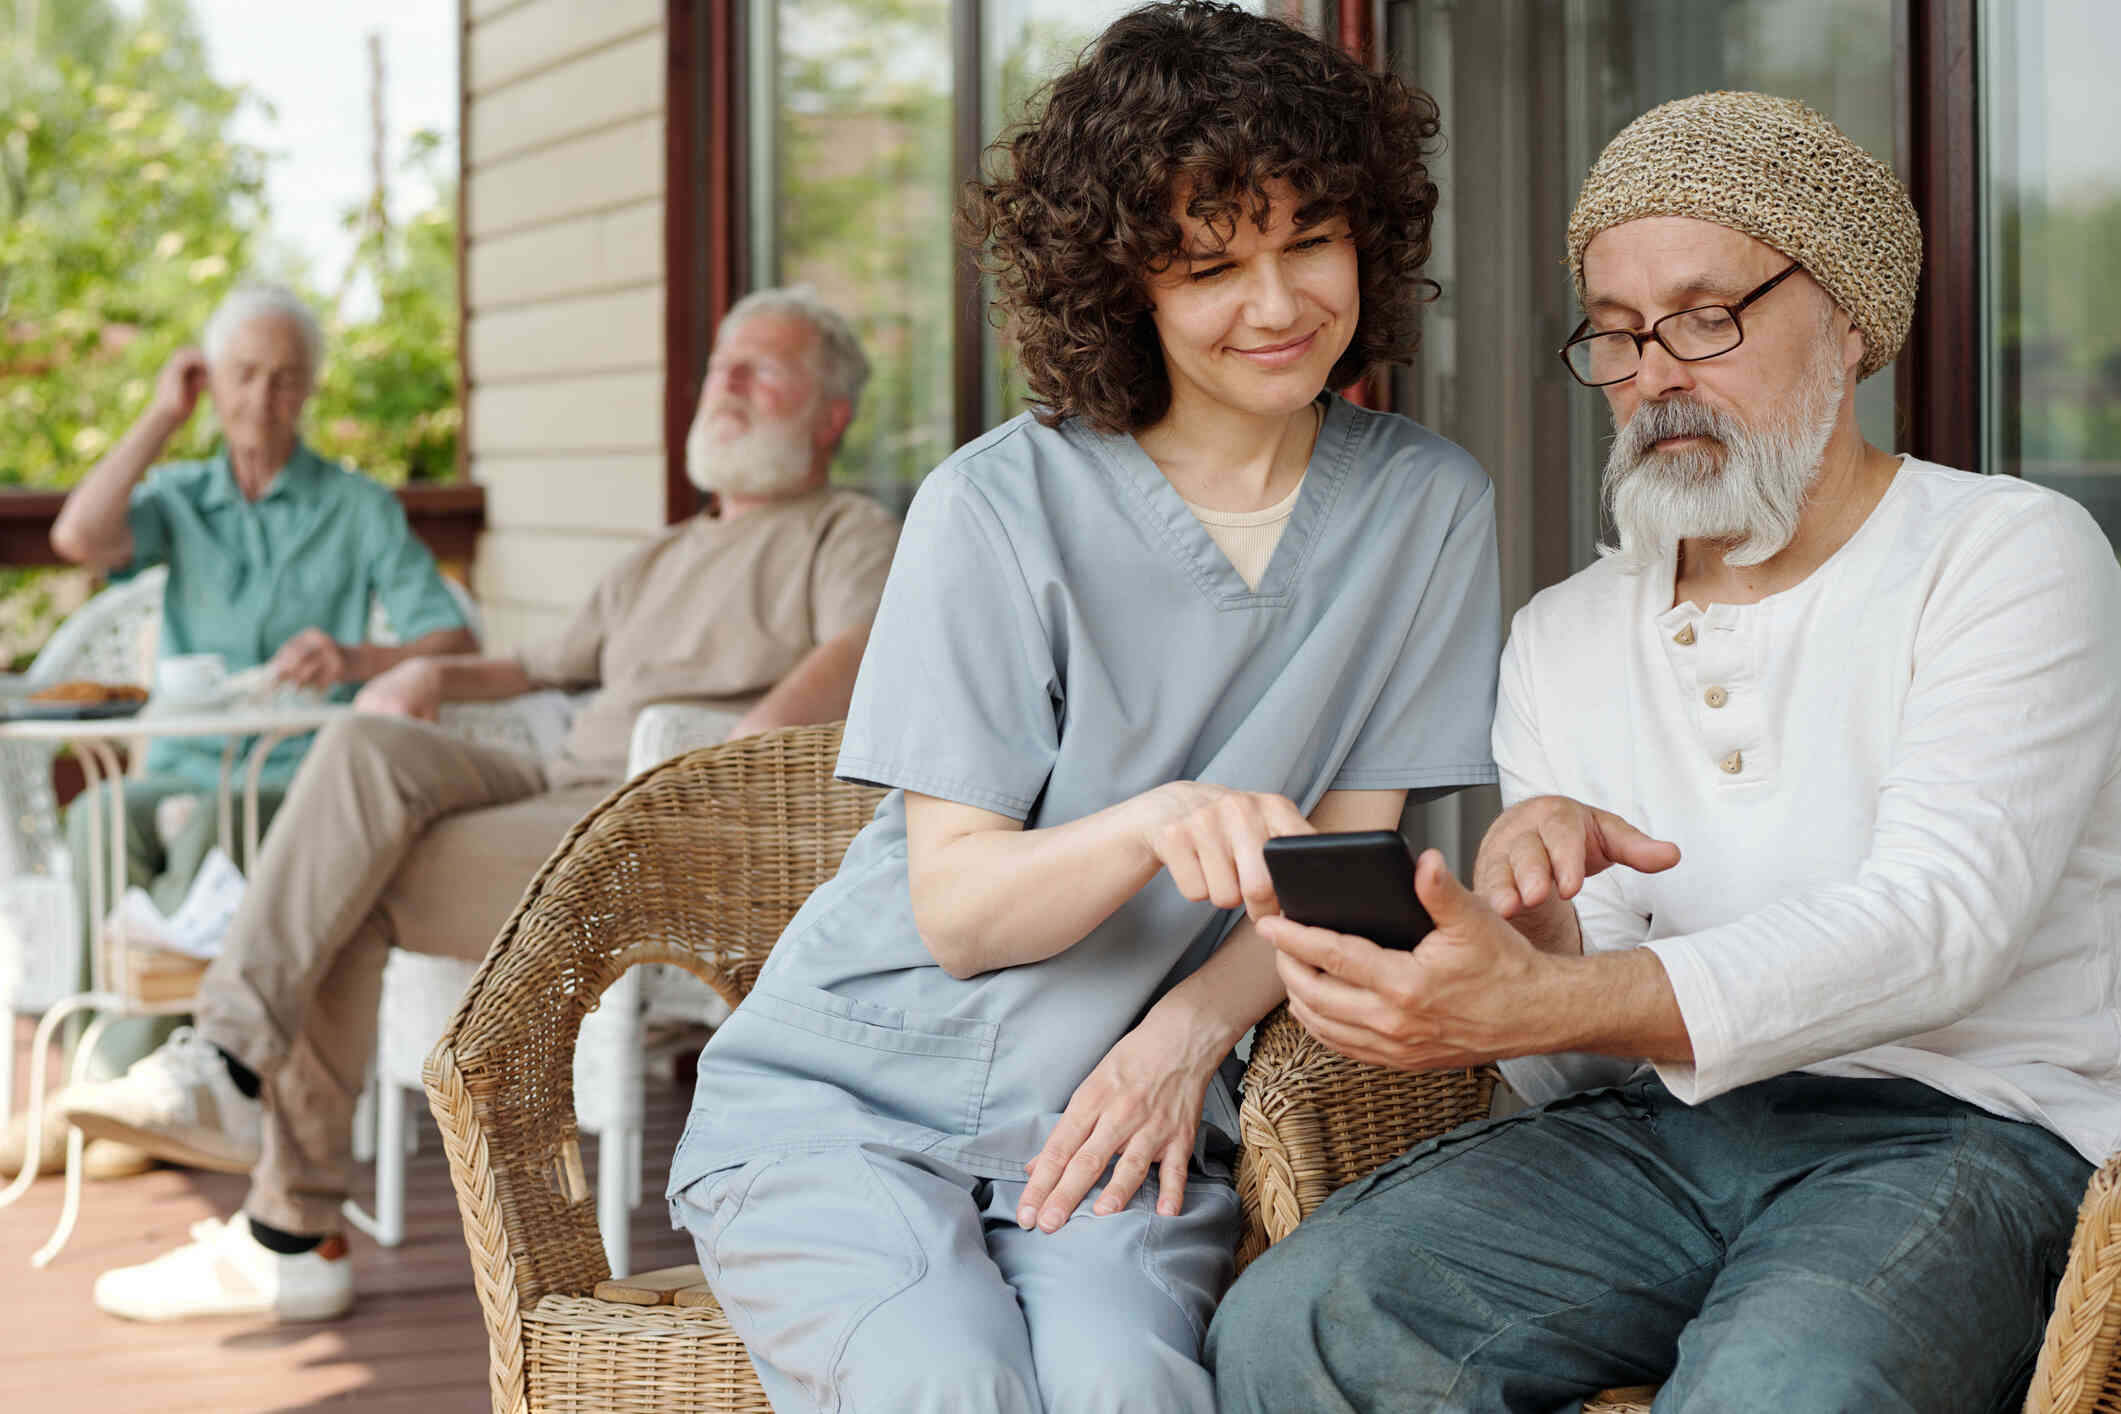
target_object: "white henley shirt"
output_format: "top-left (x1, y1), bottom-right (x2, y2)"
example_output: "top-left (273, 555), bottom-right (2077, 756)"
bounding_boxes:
top-left (1494, 458), bottom-right (2121, 1164)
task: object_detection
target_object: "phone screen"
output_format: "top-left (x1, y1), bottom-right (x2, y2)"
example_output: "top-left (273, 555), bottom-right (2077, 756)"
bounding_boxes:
top-left (1262, 830), bottom-right (1435, 950)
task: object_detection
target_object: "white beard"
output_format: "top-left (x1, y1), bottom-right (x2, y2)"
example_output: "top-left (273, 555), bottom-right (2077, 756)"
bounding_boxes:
top-left (1601, 331), bottom-right (1845, 572)
top-left (686, 403), bottom-right (817, 497)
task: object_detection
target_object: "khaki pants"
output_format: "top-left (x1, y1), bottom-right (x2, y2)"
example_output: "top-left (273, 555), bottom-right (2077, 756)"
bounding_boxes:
top-left (194, 714), bottom-right (613, 1235)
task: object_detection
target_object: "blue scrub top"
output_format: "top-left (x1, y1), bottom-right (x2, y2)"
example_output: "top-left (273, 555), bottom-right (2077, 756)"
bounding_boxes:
top-left (122, 442), bottom-right (468, 789)
top-left (672, 396), bottom-right (1502, 1197)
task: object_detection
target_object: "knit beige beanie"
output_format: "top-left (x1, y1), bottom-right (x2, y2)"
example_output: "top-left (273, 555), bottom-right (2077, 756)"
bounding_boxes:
top-left (1566, 91), bottom-right (1922, 381)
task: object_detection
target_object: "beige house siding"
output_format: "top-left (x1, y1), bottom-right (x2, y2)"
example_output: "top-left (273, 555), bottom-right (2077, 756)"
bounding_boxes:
top-left (461, 0), bottom-right (668, 655)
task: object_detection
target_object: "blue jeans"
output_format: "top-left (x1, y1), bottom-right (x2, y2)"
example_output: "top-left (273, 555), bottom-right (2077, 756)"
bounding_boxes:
top-left (1208, 1074), bottom-right (2089, 1414)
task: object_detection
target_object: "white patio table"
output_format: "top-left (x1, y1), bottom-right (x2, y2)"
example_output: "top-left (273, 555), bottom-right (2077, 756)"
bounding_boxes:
top-left (0, 699), bottom-right (348, 1266)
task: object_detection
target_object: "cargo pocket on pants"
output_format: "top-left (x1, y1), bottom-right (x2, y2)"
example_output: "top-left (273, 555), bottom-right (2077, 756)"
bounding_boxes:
top-left (703, 1148), bottom-right (930, 1414)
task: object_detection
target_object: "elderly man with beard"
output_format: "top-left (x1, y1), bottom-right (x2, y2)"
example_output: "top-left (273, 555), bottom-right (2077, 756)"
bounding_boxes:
top-left (1211, 93), bottom-right (2121, 1413)
top-left (64, 286), bottom-right (900, 1324)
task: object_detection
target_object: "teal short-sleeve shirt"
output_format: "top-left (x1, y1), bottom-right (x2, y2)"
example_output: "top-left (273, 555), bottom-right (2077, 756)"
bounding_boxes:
top-left (122, 442), bottom-right (468, 788)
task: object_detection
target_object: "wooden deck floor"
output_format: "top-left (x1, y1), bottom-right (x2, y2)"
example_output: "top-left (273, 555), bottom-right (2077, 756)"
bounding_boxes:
top-left (0, 1016), bottom-right (698, 1413)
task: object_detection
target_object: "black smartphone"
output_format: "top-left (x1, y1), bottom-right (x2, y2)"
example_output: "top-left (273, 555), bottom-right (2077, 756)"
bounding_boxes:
top-left (1262, 830), bottom-right (1435, 950)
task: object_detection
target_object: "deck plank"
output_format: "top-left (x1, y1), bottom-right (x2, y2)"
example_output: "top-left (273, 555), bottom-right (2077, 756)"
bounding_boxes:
top-left (1, 1014), bottom-right (700, 1412)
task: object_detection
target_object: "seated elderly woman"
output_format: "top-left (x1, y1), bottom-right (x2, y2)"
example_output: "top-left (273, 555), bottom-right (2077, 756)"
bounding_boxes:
top-left (27, 281), bottom-right (475, 1166)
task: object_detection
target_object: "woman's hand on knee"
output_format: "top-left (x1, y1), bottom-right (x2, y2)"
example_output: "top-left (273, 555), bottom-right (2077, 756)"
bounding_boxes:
top-left (1131, 783), bottom-right (1313, 920)
top-left (1018, 1019), bottom-right (1215, 1232)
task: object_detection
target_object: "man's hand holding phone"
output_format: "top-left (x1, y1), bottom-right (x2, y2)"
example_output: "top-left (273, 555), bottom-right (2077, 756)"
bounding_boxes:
top-left (1262, 846), bottom-right (1556, 1071)
top-left (1262, 798), bottom-right (1690, 1072)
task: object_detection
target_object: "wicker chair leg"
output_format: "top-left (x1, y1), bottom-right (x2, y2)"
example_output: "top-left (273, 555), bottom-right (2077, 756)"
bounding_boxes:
top-left (428, 1050), bottom-right (531, 1414)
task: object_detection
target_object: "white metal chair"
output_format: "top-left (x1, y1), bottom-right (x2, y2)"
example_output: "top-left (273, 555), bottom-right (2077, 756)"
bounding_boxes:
top-left (0, 570), bottom-right (166, 1023)
top-left (0, 568), bottom-right (567, 1237)
top-left (358, 702), bottom-right (738, 1274)
top-left (0, 569), bottom-right (526, 1009)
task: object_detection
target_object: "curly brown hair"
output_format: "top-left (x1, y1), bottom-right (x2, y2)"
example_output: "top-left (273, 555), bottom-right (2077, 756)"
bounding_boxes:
top-left (959, 1), bottom-right (1442, 434)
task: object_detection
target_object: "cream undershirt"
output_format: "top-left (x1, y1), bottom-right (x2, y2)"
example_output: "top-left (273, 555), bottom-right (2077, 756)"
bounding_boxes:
top-left (1181, 472), bottom-right (1305, 591)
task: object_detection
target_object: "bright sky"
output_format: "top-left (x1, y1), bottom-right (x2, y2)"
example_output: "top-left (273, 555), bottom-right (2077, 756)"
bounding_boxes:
top-left (126, 0), bottom-right (458, 314)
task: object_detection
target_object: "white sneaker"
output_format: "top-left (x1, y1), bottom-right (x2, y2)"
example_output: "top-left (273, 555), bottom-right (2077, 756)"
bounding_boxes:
top-left (60, 1027), bottom-right (263, 1173)
top-left (94, 1215), bottom-right (353, 1323)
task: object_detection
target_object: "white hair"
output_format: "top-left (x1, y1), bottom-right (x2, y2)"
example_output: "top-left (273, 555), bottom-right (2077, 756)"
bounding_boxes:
top-left (1600, 304), bottom-right (1846, 572)
top-left (720, 285), bottom-right (870, 417)
top-left (201, 282), bottom-right (324, 379)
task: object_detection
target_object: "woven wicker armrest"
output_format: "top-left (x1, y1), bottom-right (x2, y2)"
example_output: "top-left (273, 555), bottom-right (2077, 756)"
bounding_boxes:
top-left (1234, 1005), bottom-right (1497, 1268)
top-left (2027, 1150), bottom-right (2121, 1413)
top-left (424, 722), bottom-right (881, 1409)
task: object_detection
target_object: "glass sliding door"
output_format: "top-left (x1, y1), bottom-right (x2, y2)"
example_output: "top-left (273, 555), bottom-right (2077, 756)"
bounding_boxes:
top-left (980, 0), bottom-right (1153, 429)
top-left (1389, 0), bottom-right (1900, 587)
top-left (977, 0), bottom-right (1264, 428)
top-left (749, 0), bottom-right (1279, 498)
top-left (749, 0), bottom-right (957, 503)
top-left (1981, 0), bottom-right (2121, 547)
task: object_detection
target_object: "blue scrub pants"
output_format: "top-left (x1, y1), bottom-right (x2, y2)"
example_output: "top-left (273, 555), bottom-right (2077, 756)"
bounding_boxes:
top-left (1208, 1074), bottom-right (2088, 1414)
top-left (675, 1145), bottom-right (1240, 1413)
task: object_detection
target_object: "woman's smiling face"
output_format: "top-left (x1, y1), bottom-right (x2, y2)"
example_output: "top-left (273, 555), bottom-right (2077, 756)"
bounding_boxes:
top-left (1144, 180), bottom-right (1359, 424)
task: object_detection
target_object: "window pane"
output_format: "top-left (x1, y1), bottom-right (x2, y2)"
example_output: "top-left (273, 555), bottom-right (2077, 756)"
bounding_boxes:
top-left (1982, 1), bottom-right (2121, 548)
top-left (754, 0), bottom-right (955, 503)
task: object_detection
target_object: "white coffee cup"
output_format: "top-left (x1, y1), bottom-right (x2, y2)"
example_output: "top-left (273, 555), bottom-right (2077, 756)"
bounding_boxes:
top-left (154, 653), bottom-right (228, 706)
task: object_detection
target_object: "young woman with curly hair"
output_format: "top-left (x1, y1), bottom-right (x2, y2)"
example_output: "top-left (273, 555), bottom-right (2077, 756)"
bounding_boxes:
top-left (667, 4), bottom-right (1502, 1408)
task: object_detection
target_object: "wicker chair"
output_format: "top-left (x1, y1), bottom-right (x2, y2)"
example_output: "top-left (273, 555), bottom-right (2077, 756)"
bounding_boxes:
top-left (426, 721), bottom-right (2121, 1414)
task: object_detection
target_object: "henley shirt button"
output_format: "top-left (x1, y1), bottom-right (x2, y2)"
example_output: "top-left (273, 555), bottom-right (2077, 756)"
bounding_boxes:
top-left (1704, 685), bottom-right (1729, 709)
top-left (1673, 624), bottom-right (1696, 646)
top-left (1721, 750), bottom-right (1744, 775)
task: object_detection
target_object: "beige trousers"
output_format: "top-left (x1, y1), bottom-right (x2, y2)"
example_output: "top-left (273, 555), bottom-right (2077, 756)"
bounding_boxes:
top-left (195, 714), bottom-right (613, 1235)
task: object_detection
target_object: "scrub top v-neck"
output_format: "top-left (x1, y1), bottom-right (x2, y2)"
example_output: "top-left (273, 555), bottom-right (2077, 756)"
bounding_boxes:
top-left (1100, 398), bottom-right (1338, 607)
top-left (670, 395), bottom-right (1504, 1202)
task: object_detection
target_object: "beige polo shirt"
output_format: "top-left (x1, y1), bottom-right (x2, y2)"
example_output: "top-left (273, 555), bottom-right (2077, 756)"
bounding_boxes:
top-left (518, 487), bottom-right (900, 787)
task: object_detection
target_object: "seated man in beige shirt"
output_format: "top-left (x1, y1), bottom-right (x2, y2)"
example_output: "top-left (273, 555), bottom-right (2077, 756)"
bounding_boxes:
top-left (62, 287), bottom-right (901, 1324)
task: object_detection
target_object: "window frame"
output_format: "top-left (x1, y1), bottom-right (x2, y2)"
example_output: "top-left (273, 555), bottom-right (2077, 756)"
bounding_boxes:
top-left (1894, 0), bottom-right (1982, 474)
top-left (668, 0), bottom-right (1982, 525)
top-left (664, 0), bottom-right (1376, 522)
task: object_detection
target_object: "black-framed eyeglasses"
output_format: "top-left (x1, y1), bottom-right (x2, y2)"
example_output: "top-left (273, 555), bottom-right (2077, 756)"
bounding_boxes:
top-left (1557, 262), bottom-right (1804, 388)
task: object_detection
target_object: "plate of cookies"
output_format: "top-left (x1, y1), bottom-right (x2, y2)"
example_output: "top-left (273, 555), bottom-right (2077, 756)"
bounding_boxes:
top-left (1, 679), bottom-right (152, 721)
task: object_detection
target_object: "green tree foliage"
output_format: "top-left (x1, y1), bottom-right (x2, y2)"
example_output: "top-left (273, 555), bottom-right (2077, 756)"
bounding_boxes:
top-left (309, 128), bottom-right (460, 488)
top-left (0, 0), bottom-right (266, 488)
top-left (0, 0), bottom-right (461, 662)
top-left (0, 0), bottom-right (458, 493)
